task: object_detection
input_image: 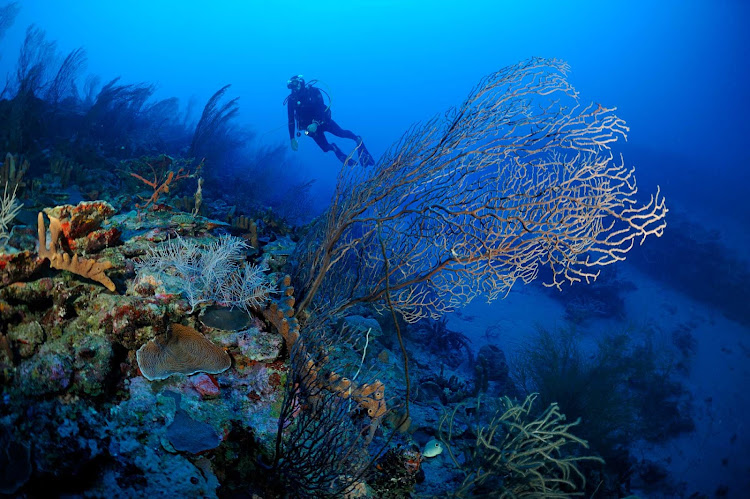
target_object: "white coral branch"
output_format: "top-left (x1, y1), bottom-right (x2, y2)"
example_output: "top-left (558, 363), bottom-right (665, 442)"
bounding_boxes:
top-left (135, 234), bottom-right (276, 313)
top-left (0, 181), bottom-right (22, 245)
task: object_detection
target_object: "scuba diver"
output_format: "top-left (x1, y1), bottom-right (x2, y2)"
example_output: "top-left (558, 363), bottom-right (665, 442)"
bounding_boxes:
top-left (285, 75), bottom-right (375, 167)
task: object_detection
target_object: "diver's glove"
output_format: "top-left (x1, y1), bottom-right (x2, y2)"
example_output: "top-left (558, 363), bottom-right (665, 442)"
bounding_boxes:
top-left (290, 138), bottom-right (298, 151)
top-left (306, 122), bottom-right (318, 134)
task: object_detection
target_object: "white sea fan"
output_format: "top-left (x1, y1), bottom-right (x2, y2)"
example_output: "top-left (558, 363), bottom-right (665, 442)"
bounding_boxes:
top-left (217, 260), bottom-right (275, 313)
top-left (0, 181), bottom-right (23, 245)
top-left (135, 234), bottom-right (275, 313)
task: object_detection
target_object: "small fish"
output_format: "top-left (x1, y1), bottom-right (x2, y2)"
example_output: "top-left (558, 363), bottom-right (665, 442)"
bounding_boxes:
top-left (423, 439), bottom-right (443, 458)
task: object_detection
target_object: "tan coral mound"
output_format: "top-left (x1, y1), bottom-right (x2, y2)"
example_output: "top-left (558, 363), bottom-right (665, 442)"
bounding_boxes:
top-left (136, 323), bottom-right (231, 381)
top-left (37, 212), bottom-right (115, 291)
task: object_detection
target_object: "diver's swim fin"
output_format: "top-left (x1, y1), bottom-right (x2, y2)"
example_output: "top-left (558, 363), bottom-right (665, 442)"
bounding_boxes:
top-left (331, 143), bottom-right (357, 166)
top-left (356, 139), bottom-right (375, 167)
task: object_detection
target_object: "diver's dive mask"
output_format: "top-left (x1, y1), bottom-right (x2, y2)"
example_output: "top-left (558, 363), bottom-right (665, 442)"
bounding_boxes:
top-left (287, 75), bottom-right (304, 91)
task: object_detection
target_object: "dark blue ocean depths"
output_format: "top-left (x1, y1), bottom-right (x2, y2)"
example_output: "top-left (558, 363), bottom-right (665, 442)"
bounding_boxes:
top-left (0, 1), bottom-right (748, 497)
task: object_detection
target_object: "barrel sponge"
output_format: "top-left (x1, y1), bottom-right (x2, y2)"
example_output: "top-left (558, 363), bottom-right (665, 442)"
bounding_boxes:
top-left (136, 323), bottom-right (231, 381)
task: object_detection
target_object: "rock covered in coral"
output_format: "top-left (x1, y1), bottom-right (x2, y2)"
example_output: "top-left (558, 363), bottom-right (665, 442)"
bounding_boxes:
top-left (0, 194), bottom-right (304, 496)
top-left (109, 209), bottom-right (227, 241)
top-left (19, 350), bottom-right (73, 395)
top-left (230, 360), bottom-right (280, 400)
top-left (77, 226), bottom-right (121, 253)
top-left (260, 234), bottom-right (296, 272)
top-left (1, 278), bottom-right (89, 333)
top-left (15, 327), bottom-right (116, 398)
top-left (79, 292), bottom-right (182, 349)
top-left (0, 298), bottom-right (18, 324)
top-left (370, 445), bottom-right (425, 497)
top-left (70, 332), bottom-right (115, 397)
top-left (190, 373), bottom-right (221, 399)
top-left (7, 320), bottom-right (45, 358)
top-left (44, 200), bottom-right (116, 241)
top-left (475, 344), bottom-right (509, 382)
top-left (0, 336), bottom-right (12, 378)
top-left (0, 250), bottom-right (44, 289)
top-left (11, 378), bottom-right (222, 498)
top-left (235, 327), bottom-right (282, 362)
top-left (37, 212), bottom-right (117, 292)
top-left (199, 309), bottom-right (282, 363)
top-left (10, 398), bottom-right (108, 494)
top-left (343, 314), bottom-right (383, 340)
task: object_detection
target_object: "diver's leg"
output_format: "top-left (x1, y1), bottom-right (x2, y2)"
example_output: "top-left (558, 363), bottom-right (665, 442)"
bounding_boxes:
top-left (323, 119), bottom-right (359, 141)
top-left (323, 120), bottom-right (375, 167)
top-left (311, 131), bottom-right (355, 165)
top-left (330, 143), bottom-right (357, 166)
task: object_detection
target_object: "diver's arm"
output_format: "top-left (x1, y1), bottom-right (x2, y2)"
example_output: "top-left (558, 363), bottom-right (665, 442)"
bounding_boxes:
top-left (287, 101), bottom-right (296, 140)
top-left (288, 102), bottom-right (299, 151)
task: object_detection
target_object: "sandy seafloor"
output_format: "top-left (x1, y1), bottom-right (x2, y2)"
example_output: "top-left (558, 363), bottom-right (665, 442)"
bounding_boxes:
top-left (443, 258), bottom-right (750, 498)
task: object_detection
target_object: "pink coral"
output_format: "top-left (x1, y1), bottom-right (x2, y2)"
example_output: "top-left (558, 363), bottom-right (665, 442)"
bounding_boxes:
top-left (190, 373), bottom-right (220, 399)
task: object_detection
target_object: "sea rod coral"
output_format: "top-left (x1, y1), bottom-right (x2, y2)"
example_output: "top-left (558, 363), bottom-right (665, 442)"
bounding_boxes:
top-left (439, 393), bottom-right (603, 497)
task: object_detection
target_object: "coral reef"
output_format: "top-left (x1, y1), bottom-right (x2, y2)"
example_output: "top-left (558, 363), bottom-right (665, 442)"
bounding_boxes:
top-left (129, 156), bottom-right (202, 218)
top-left (0, 27), bottom-right (679, 496)
top-left (135, 323), bottom-right (232, 381)
top-left (439, 394), bottom-right (603, 497)
top-left (0, 201), bottom-right (291, 496)
top-left (134, 233), bottom-right (274, 313)
top-left (369, 445), bottom-right (425, 498)
top-left (514, 326), bottom-right (694, 494)
top-left (0, 250), bottom-right (43, 287)
top-left (0, 424), bottom-right (31, 495)
top-left (164, 391), bottom-right (222, 453)
top-left (37, 211), bottom-right (116, 291)
top-left (0, 153), bottom-right (29, 194)
top-left (414, 317), bottom-right (473, 368)
top-left (0, 178), bottom-right (22, 245)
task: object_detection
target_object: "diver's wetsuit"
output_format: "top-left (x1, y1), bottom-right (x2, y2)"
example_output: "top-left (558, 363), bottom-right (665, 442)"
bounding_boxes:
top-left (287, 84), bottom-right (374, 166)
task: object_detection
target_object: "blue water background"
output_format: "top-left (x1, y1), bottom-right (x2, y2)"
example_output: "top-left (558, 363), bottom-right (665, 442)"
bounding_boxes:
top-left (3, 0), bottom-right (747, 238)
